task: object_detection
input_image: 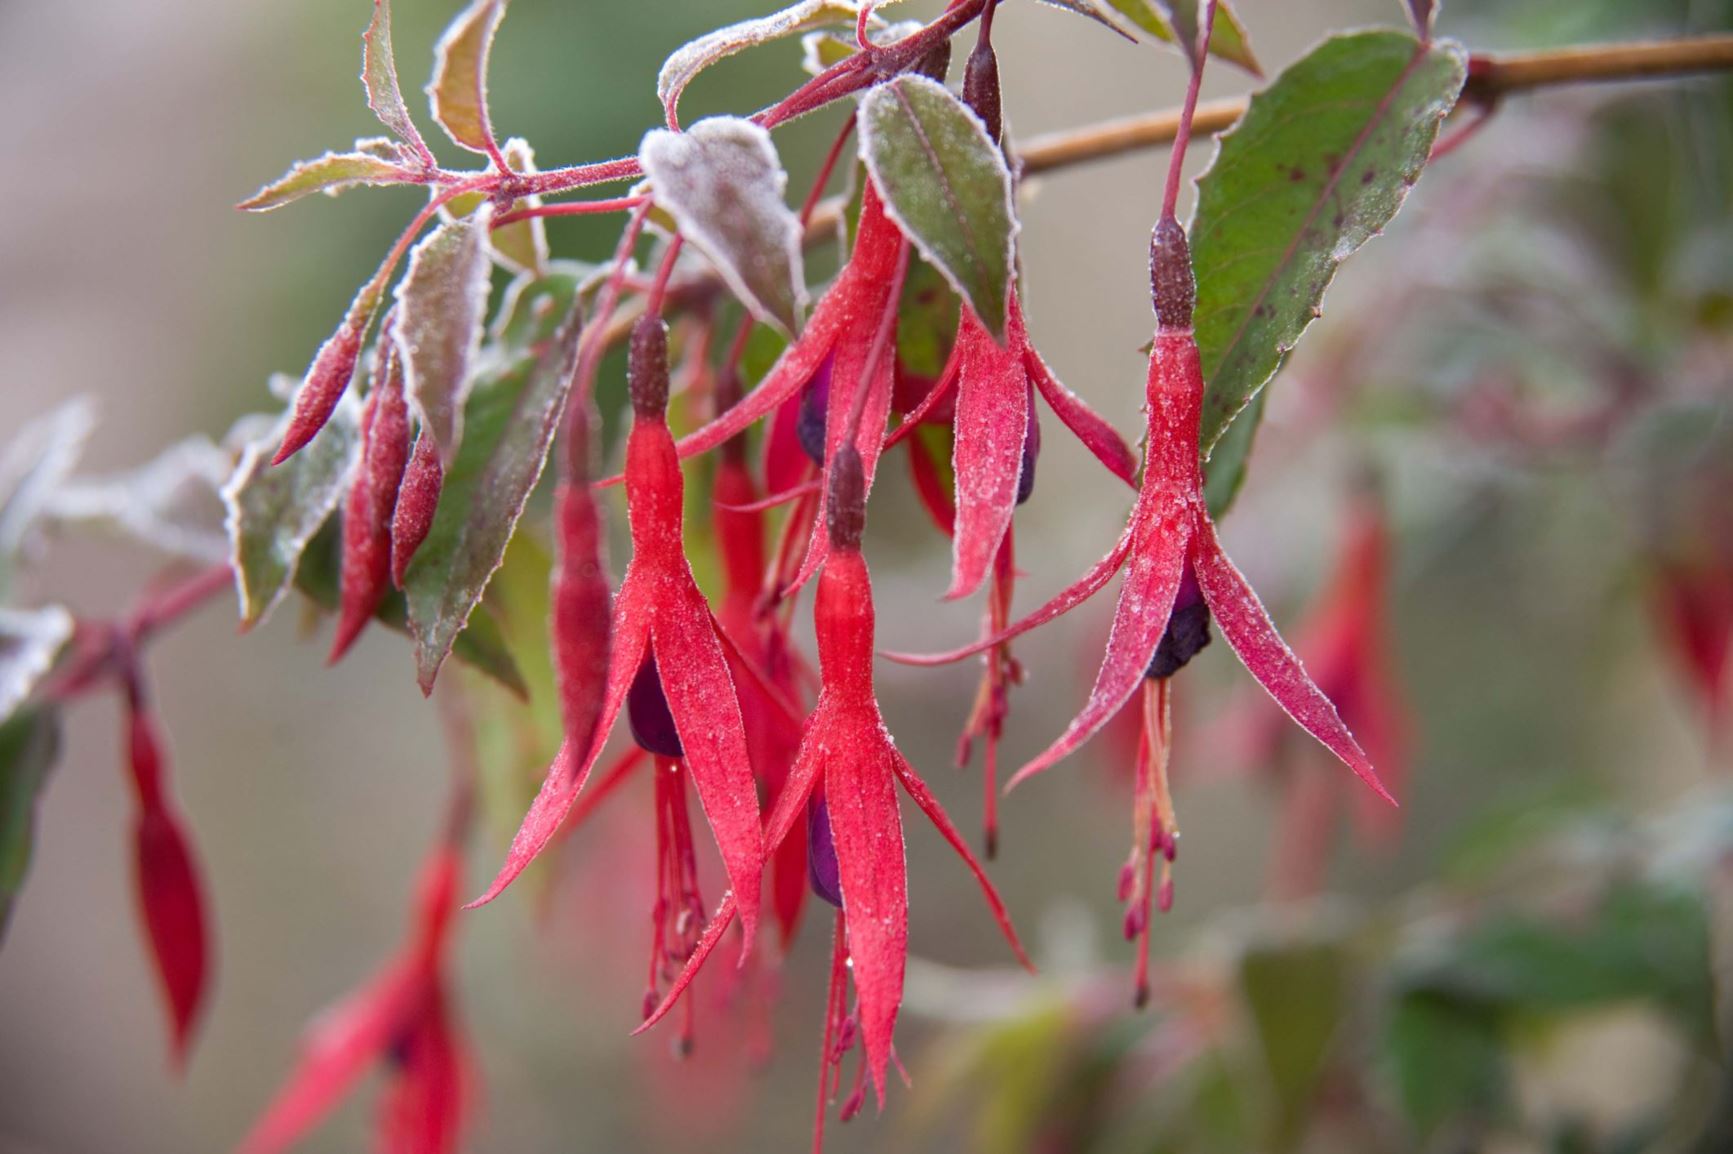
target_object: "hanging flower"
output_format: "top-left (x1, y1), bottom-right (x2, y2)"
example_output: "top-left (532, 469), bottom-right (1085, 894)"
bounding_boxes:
top-left (238, 785), bottom-right (472, 1154)
top-left (636, 447), bottom-right (1030, 1136)
top-left (123, 663), bottom-right (212, 1069)
top-left (468, 317), bottom-right (766, 985)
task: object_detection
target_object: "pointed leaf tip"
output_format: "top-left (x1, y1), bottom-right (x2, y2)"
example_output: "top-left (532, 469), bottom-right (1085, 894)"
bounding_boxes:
top-left (239, 152), bottom-right (412, 213)
top-left (363, 0), bottom-right (435, 165)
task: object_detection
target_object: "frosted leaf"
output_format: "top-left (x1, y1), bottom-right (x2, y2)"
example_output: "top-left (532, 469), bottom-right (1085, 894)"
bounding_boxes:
top-left (641, 117), bottom-right (807, 338)
top-left (657, 0), bottom-right (862, 129)
top-left (427, 0), bottom-right (506, 157)
top-left (392, 211), bottom-right (494, 465)
top-left (45, 436), bottom-right (232, 564)
top-left (223, 390), bottom-right (362, 629)
top-left (859, 76), bottom-right (1017, 342)
top-left (0, 607), bottom-right (73, 725)
top-left (238, 150), bottom-right (410, 212)
top-left (362, 0), bottom-right (434, 164)
top-left (0, 399), bottom-right (92, 584)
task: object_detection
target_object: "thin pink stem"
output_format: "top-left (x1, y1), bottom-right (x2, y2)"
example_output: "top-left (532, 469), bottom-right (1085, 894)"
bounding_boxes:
top-left (1159, 3), bottom-right (1219, 222)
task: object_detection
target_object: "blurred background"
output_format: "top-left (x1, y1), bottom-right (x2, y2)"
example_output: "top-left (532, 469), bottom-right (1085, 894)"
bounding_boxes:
top-left (1, 0), bottom-right (1731, 1151)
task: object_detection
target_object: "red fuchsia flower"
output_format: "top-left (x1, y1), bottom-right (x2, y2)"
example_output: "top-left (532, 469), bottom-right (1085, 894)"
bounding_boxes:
top-left (893, 218), bottom-right (1392, 795)
top-left (891, 148), bottom-right (1392, 1002)
top-left (1216, 488), bottom-right (1412, 900)
top-left (469, 317), bottom-right (766, 993)
top-left (638, 447), bottom-right (1031, 1140)
top-left (331, 315), bottom-right (412, 662)
top-left (658, 179), bottom-right (910, 598)
top-left (238, 784), bottom-right (472, 1154)
top-left (122, 661), bottom-right (212, 1069)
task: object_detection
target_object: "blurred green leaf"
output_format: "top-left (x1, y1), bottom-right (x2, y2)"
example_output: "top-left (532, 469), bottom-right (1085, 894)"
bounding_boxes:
top-left (1240, 936), bottom-right (1351, 1148)
top-left (1103, 0), bottom-right (1261, 73)
top-left (0, 707), bottom-right (60, 943)
top-left (1193, 31), bottom-right (1466, 456)
top-left (860, 75), bottom-right (1016, 342)
top-left (1385, 992), bottom-right (1509, 1139)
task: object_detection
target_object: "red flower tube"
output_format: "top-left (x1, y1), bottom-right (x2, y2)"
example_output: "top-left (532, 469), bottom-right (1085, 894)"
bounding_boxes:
top-left (636, 446), bottom-right (1030, 1128)
top-left (469, 317), bottom-right (765, 967)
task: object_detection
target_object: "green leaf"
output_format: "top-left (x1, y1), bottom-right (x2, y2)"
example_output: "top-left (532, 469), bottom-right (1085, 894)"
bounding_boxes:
top-left (0, 607), bottom-right (73, 726)
top-left (1032, 0), bottom-right (1137, 42)
top-left (1202, 388), bottom-right (1263, 517)
top-left (642, 117), bottom-right (808, 338)
top-left (223, 384), bottom-right (362, 630)
top-left (897, 255), bottom-right (961, 379)
top-left (362, 0), bottom-right (433, 164)
top-left (0, 707), bottom-right (60, 943)
top-left (404, 297), bottom-right (576, 693)
top-left (393, 213), bottom-right (495, 466)
top-left (1193, 31), bottom-right (1465, 456)
top-left (860, 75), bottom-right (1017, 342)
top-left (1240, 936), bottom-right (1350, 1148)
top-left (293, 520), bottom-right (525, 695)
top-left (238, 151), bottom-right (411, 212)
top-left (1102, 0), bottom-right (1261, 74)
top-left (657, 0), bottom-right (859, 127)
top-left (427, 0), bottom-right (506, 157)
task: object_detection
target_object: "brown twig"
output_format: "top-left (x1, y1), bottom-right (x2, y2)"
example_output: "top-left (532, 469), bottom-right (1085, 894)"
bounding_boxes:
top-left (1015, 35), bottom-right (1733, 175)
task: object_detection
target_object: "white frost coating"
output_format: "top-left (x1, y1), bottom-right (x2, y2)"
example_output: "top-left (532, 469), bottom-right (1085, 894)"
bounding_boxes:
top-left (0, 399), bottom-right (93, 567)
top-left (0, 605), bottom-right (74, 724)
top-left (857, 75), bottom-right (1019, 337)
top-left (392, 209), bottom-right (494, 467)
top-left (642, 117), bottom-right (808, 338)
top-left (46, 436), bottom-right (233, 564)
top-left (656, 0), bottom-right (863, 128)
top-left (799, 19), bottom-right (923, 76)
top-left (238, 150), bottom-right (407, 212)
top-left (221, 392), bottom-right (362, 629)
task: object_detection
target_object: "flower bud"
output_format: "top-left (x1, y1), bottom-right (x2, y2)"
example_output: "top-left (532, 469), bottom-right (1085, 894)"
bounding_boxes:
top-left (1150, 216), bottom-right (1196, 332)
top-left (963, 37), bottom-right (1002, 144)
top-left (628, 315), bottom-right (671, 419)
top-left (826, 444), bottom-right (867, 551)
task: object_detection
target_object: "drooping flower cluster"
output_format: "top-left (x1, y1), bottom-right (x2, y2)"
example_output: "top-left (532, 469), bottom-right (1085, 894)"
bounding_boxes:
top-left (214, 0), bottom-right (1416, 1148)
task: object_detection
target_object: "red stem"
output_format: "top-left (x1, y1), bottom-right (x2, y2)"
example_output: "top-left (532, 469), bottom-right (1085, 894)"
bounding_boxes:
top-left (1159, 3), bottom-right (1219, 222)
